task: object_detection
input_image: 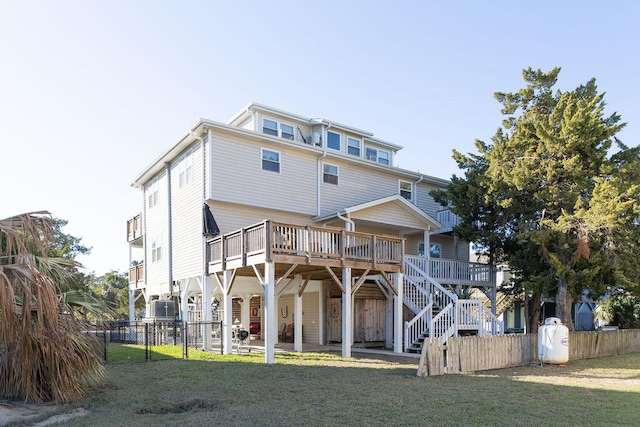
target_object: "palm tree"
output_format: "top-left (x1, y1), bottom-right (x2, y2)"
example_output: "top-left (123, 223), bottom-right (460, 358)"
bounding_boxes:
top-left (0, 212), bottom-right (105, 403)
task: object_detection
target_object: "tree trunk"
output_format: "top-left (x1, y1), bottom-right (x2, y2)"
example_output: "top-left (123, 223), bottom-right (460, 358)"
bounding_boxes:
top-left (525, 292), bottom-right (541, 334)
top-left (555, 278), bottom-right (575, 331)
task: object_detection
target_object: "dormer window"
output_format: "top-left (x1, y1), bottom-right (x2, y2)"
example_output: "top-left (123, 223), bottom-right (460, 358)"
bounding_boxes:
top-left (327, 131), bottom-right (341, 151)
top-left (365, 147), bottom-right (390, 165)
top-left (262, 118), bottom-right (294, 141)
top-left (347, 137), bottom-right (361, 156)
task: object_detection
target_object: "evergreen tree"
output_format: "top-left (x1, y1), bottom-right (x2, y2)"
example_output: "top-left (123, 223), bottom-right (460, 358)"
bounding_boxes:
top-left (436, 67), bottom-right (640, 330)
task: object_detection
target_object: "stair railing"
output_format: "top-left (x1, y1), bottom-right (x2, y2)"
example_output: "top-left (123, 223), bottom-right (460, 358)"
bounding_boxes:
top-left (431, 302), bottom-right (457, 343)
top-left (477, 301), bottom-right (504, 336)
top-left (404, 256), bottom-right (458, 346)
top-left (403, 301), bottom-right (432, 352)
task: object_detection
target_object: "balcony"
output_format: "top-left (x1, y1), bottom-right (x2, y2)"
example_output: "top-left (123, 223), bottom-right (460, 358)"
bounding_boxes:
top-left (128, 264), bottom-right (144, 288)
top-left (405, 255), bottom-right (495, 288)
top-left (207, 220), bottom-right (404, 274)
top-left (436, 209), bottom-right (460, 234)
top-left (127, 214), bottom-right (142, 243)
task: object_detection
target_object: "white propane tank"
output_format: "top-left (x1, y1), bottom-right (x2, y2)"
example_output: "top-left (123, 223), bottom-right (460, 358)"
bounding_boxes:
top-left (538, 317), bottom-right (569, 364)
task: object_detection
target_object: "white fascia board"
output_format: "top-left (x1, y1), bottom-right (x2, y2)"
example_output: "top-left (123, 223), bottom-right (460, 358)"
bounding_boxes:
top-left (314, 195), bottom-right (443, 230)
top-left (345, 195), bottom-right (443, 229)
top-left (130, 118), bottom-right (207, 188)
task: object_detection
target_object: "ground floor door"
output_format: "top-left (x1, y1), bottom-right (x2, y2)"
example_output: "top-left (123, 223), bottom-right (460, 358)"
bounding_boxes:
top-left (326, 297), bottom-right (386, 343)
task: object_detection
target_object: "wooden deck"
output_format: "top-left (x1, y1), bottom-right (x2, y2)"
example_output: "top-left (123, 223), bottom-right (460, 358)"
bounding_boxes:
top-left (206, 221), bottom-right (404, 276)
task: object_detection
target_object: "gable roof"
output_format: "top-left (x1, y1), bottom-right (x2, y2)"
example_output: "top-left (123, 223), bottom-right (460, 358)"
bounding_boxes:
top-left (313, 195), bottom-right (442, 232)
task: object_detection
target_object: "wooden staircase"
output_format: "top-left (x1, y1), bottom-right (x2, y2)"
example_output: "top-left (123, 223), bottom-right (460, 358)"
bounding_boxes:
top-left (403, 256), bottom-right (503, 352)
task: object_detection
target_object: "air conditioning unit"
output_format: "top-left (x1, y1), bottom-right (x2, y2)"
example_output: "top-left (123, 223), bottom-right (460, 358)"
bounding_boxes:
top-left (149, 299), bottom-right (175, 320)
top-left (312, 132), bottom-right (322, 146)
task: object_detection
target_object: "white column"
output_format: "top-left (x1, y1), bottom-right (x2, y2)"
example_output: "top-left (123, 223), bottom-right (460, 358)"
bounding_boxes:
top-left (394, 272), bottom-right (404, 353)
top-left (222, 271), bottom-right (233, 354)
top-left (385, 294), bottom-right (393, 348)
top-left (201, 276), bottom-right (212, 350)
top-left (264, 261), bottom-right (276, 364)
top-left (294, 274), bottom-right (303, 352)
top-left (128, 290), bottom-right (136, 321)
top-left (318, 284), bottom-right (325, 345)
top-left (241, 293), bottom-right (251, 342)
top-left (341, 267), bottom-right (352, 358)
top-left (180, 287), bottom-right (189, 321)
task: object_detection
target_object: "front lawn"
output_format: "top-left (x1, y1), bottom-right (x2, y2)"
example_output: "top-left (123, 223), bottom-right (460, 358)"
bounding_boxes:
top-left (9, 351), bottom-right (640, 426)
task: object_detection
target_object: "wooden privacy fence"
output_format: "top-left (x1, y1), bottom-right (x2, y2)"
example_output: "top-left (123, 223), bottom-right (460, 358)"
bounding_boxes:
top-left (418, 329), bottom-right (640, 376)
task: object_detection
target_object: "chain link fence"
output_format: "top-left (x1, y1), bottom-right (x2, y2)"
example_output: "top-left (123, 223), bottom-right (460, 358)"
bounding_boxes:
top-left (91, 321), bottom-right (224, 363)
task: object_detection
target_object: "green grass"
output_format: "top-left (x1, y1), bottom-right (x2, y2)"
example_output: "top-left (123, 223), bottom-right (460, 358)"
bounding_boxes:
top-left (17, 351), bottom-right (640, 426)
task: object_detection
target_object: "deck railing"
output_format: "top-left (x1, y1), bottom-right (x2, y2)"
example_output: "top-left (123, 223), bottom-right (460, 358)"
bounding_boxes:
top-left (436, 209), bottom-right (460, 233)
top-left (128, 264), bottom-right (144, 286)
top-left (207, 221), bottom-right (404, 271)
top-left (127, 214), bottom-right (142, 242)
top-left (406, 255), bottom-right (494, 287)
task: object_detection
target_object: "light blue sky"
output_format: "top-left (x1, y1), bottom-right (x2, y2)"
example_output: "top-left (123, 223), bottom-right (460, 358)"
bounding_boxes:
top-left (1, 1), bottom-right (638, 275)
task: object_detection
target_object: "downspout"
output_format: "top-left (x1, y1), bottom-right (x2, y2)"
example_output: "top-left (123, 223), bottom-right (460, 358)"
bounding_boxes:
top-left (190, 129), bottom-right (207, 322)
top-left (337, 212), bottom-right (354, 232)
top-left (413, 174), bottom-right (424, 205)
top-left (165, 162), bottom-right (173, 298)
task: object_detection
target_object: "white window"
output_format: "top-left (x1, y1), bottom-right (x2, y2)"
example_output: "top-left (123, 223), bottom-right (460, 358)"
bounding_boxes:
top-left (262, 118), bottom-right (294, 140)
top-left (347, 137), bottom-right (361, 156)
top-left (399, 180), bottom-right (413, 201)
top-left (148, 180), bottom-right (159, 208)
top-left (261, 148), bottom-right (280, 173)
top-left (178, 149), bottom-right (194, 188)
top-left (323, 163), bottom-right (338, 185)
top-left (378, 150), bottom-right (390, 165)
top-left (263, 119), bottom-right (278, 136)
top-left (281, 123), bottom-right (294, 140)
top-left (151, 233), bottom-right (163, 262)
top-left (327, 131), bottom-right (341, 151)
top-left (365, 146), bottom-right (390, 165)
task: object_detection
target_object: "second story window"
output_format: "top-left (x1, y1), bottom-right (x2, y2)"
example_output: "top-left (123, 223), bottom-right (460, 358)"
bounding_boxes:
top-left (347, 137), bottom-right (361, 156)
top-left (365, 146), bottom-right (390, 165)
top-left (151, 233), bottom-right (163, 262)
top-left (178, 149), bottom-right (194, 188)
top-left (323, 163), bottom-right (338, 185)
top-left (399, 180), bottom-right (413, 201)
top-left (148, 181), bottom-right (159, 208)
top-left (261, 148), bottom-right (280, 173)
top-left (263, 118), bottom-right (294, 140)
top-left (327, 131), bottom-right (341, 151)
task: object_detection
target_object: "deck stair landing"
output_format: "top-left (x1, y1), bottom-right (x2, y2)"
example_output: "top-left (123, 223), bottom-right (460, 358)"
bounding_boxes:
top-left (403, 256), bottom-right (503, 352)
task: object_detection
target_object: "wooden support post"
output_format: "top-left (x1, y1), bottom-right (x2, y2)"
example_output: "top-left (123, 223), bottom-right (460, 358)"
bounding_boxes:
top-left (394, 272), bottom-right (404, 353)
top-left (202, 276), bottom-right (212, 351)
top-left (294, 274), bottom-right (303, 352)
top-left (341, 267), bottom-right (352, 358)
top-left (222, 271), bottom-right (233, 354)
top-left (264, 261), bottom-right (276, 364)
